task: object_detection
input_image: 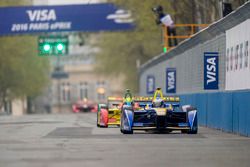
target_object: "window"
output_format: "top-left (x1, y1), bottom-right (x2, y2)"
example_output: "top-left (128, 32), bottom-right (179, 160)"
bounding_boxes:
top-left (245, 41), bottom-right (249, 68)
top-left (62, 82), bottom-right (70, 102)
top-left (67, 83), bottom-right (71, 101)
top-left (97, 81), bottom-right (106, 101)
top-left (226, 48), bottom-right (229, 72)
top-left (240, 43), bottom-right (243, 69)
top-left (230, 47), bottom-right (233, 71)
top-left (80, 82), bottom-right (88, 99)
top-left (62, 83), bottom-right (66, 102)
top-left (235, 45), bottom-right (239, 70)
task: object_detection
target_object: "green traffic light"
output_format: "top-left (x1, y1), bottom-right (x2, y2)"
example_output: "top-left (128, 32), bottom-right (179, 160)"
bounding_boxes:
top-left (56, 43), bottom-right (64, 51)
top-left (43, 44), bottom-right (51, 52)
top-left (163, 47), bottom-right (167, 53)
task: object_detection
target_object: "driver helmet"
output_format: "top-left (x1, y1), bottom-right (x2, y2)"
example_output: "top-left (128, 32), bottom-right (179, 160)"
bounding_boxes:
top-left (125, 96), bottom-right (132, 102)
top-left (134, 102), bottom-right (140, 109)
top-left (153, 97), bottom-right (163, 107)
top-left (124, 97), bottom-right (132, 106)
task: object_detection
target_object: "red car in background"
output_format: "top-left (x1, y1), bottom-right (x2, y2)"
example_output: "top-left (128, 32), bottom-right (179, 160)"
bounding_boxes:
top-left (72, 98), bottom-right (97, 113)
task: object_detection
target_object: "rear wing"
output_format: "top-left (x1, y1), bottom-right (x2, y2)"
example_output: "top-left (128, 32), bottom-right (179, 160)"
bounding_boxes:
top-left (107, 96), bottom-right (123, 102)
top-left (133, 97), bottom-right (152, 102)
top-left (133, 96), bottom-right (180, 102)
top-left (163, 97), bottom-right (180, 102)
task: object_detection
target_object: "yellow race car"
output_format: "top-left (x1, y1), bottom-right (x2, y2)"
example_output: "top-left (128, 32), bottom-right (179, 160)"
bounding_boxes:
top-left (97, 97), bottom-right (123, 127)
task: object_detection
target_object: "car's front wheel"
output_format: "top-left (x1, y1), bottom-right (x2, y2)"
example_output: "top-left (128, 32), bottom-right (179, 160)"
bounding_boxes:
top-left (188, 113), bottom-right (198, 134)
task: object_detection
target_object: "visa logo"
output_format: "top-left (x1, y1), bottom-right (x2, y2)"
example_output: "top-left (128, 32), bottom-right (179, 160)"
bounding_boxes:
top-left (26, 9), bottom-right (56, 22)
top-left (168, 71), bottom-right (175, 90)
top-left (206, 57), bottom-right (216, 84)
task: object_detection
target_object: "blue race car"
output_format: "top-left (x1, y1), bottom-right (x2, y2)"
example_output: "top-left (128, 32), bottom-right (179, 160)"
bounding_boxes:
top-left (120, 88), bottom-right (198, 134)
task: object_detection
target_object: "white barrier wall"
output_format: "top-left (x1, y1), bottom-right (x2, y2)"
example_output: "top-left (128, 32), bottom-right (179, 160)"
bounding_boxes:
top-left (140, 2), bottom-right (250, 95)
top-left (226, 19), bottom-right (250, 90)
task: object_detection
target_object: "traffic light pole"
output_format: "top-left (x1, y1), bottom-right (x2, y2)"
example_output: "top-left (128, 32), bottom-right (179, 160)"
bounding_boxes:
top-left (56, 55), bottom-right (62, 113)
top-left (39, 36), bottom-right (69, 112)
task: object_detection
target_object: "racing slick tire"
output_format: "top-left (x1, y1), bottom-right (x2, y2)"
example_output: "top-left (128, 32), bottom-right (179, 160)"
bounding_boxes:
top-left (96, 112), bottom-right (100, 127)
top-left (122, 130), bottom-right (133, 134)
top-left (181, 130), bottom-right (188, 134)
top-left (100, 125), bottom-right (108, 128)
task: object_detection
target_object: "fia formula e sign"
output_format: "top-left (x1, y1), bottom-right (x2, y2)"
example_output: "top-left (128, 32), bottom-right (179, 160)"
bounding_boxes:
top-left (166, 68), bottom-right (176, 93)
top-left (204, 52), bottom-right (219, 90)
top-left (0, 3), bottom-right (134, 35)
top-left (146, 75), bottom-right (155, 94)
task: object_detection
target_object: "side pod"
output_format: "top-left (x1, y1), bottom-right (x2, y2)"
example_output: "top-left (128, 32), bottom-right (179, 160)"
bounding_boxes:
top-left (100, 108), bottom-right (108, 128)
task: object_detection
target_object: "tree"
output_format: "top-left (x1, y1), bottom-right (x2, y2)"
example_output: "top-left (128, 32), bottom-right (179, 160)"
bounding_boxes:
top-left (0, 1), bottom-right (50, 109)
top-left (0, 0), bottom-right (31, 7)
top-left (95, 0), bottom-right (172, 92)
top-left (95, 0), bottom-right (247, 92)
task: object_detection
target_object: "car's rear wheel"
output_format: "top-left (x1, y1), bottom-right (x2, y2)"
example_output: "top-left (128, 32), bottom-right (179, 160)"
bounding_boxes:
top-left (120, 115), bottom-right (124, 133)
top-left (96, 111), bottom-right (100, 127)
top-left (181, 130), bottom-right (188, 133)
top-left (122, 130), bottom-right (133, 134)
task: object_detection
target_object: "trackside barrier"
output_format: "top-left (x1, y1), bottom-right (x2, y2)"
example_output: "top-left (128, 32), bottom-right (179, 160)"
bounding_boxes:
top-left (179, 90), bottom-right (250, 136)
top-left (233, 92), bottom-right (250, 135)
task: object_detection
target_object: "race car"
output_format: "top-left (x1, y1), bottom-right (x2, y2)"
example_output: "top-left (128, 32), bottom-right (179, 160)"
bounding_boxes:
top-left (120, 88), bottom-right (198, 134)
top-left (72, 98), bottom-right (97, 113)
top-left (96, 97), bottom-right (123, 127)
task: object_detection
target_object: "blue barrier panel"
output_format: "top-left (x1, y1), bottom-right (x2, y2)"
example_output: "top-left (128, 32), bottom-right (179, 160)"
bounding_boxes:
top-left (220, 92), bottom-right (233, 132)
top-left (247, 96), bottom-right (250, 137)
top-left (207, 92), bottom-right (222, 129)
top-left (178, 90), bottom-right (250, 136)
top-left (232, 93), bottom-right (239, 134)
top-left (247, 92), bottom-right (250, 137)
top-left (194, 93), bottom-right (207, 126)
top-left (180, 93), bottom-right (207, 126)
top-left (179, 95), bottom-right (188, 106)
top-left (179, 95), bottom-right (185, 105)
top-left (190, 94), bottom-right (195, 106)
top-left (233, 91), bottom-right (250, 136)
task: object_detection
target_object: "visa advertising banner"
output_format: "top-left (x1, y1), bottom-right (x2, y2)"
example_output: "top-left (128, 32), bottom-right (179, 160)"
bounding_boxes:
top-left (204, 52), bottom-right (219, 90)
top-left (0, 3), bottom-right (134, 35)
top-left (166, 68), bottom-right (176, 93)
top-left (147, 75), bottom-right (155, 94)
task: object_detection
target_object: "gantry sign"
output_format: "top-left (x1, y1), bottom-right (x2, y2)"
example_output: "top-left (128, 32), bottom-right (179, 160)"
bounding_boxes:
top-left (0, 3), bottom-right (134, 35)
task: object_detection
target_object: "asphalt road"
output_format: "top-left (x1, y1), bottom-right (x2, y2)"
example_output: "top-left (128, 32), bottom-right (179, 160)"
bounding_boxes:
top-left (0, 112), bottom-right (249, 167)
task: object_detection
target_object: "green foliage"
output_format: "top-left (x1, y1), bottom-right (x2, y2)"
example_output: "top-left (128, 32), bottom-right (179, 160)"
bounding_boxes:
top-left (0, 36), bottom-right (50, 106)
top-left (0, 0), bottom-right (30, 7)
top-left (0, 0), bottom-right (50, 108)
top-left (95, 0), bottom-right (246, 92)
top-left (95, 0), bottom-right (172, 92)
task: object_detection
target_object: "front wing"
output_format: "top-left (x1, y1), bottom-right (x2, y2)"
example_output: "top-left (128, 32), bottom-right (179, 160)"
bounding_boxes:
top-left (132, 109), bottom-right (197, 131)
